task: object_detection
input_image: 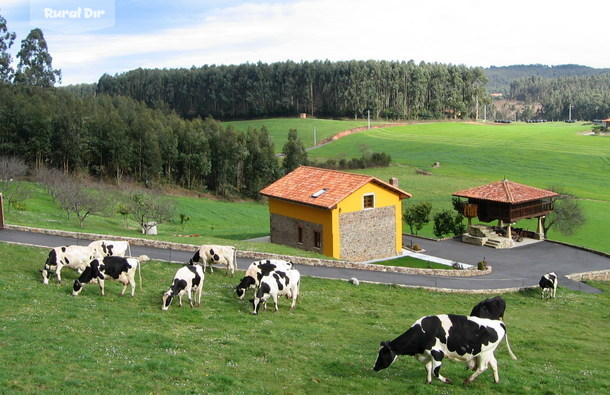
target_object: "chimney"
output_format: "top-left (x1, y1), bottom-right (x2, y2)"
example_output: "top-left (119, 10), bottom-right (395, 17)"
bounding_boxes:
top-left (389, 177), bottom-right (398, 187)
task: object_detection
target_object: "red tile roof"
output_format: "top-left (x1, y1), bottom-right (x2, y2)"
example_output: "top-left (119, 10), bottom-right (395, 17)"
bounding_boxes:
top-left (452, 180), bottom-right (558, 204)
top-left (260, 166), bottom-right (411, 209)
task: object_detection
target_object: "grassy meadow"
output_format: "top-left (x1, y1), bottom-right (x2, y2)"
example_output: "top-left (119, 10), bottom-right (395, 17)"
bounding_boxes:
top-left (1, 243), bottom-right (609, 394)
top-left (4, 120), bottom-right (610, 255)
top-left (307, 121), bottom-right (610, 253)
top-left (223, 117), bottom-right (384, 153)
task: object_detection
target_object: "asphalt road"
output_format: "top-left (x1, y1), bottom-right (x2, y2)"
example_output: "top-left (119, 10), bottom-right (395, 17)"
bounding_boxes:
top-left (1, 227), bottom-right (608, 293)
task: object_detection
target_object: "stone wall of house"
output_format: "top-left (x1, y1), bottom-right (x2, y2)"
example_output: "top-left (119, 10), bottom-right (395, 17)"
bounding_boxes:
top-left (269, 213), bottom-right (322, 254)
top-left (339, 206), bottom-right (396, 261)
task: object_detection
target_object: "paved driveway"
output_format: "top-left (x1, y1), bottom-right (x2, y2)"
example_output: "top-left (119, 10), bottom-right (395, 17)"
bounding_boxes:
top-left (1, 228), bottom-right (608, 293)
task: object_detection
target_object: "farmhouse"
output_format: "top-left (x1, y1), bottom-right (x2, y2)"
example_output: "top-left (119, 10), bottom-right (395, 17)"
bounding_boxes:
top-left (452, 179), bottom-right (558, 248)
top-left (260, 166), bottom-right (411, 261)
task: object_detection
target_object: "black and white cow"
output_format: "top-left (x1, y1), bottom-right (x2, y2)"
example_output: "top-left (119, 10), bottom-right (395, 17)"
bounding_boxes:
top-left (162, 265), bottom-right (204, 310)
top-left (189, 244), bottom-right (236, 276)
top-left (88, 240), bottom-right (131, 258)
top-left (236, 259), bottom-right (294, 299)
top-left (470, 296), bottom-right (506, 320)
top-left (41, 245), bottom-right (96, 284)
top-left (539, 272), bottom-right (558, 299)
top-left (373, 314), bottom-right (517, 385)
top-left (72, 256), bottom-right (141, 296)
top-left (252, 268), bottom-right (300, 314)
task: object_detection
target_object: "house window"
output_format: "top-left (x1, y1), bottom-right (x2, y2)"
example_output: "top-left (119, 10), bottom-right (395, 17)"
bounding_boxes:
top-left (314, 231), bottom-right (321, 249)
top-left (363, 193), bottom-right (375, 209)
top-left (297, 227), bottom-right (303, 244)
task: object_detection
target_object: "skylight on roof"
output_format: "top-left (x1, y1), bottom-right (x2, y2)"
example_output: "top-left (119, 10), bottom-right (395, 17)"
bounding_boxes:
top-left (311, 188), bottom-right (328, 198)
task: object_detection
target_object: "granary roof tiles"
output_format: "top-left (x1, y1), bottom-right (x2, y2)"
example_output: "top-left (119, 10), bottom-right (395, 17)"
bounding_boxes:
top-left (452, 179), bottom-right (558, 204)
top-left (260, 166), bottom-right (411, 210)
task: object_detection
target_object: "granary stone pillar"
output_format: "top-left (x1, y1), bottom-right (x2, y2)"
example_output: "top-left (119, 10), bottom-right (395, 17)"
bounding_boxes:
top-left (506, 223), bottom-right (512, 240)
top-left (535, 216), bottom-right (545, 240)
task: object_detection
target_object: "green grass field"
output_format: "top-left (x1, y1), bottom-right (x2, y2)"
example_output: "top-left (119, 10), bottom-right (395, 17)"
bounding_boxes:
top-left (4, 120), bottom-right (609, 254)
top-left (223, 117), bottom-right (384, 153)
top-left (307, 121), bottom-right (610, 252)
top-left (1, 243), bottom-right (608, 393)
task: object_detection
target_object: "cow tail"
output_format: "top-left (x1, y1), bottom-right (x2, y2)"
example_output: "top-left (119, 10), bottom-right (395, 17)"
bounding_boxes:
top-left (505, 332), bottom-right (517, 360)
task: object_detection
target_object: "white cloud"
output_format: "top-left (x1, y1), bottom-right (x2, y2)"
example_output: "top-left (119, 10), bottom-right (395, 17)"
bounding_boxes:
top-left (38, 0), bottom-right (610, 84)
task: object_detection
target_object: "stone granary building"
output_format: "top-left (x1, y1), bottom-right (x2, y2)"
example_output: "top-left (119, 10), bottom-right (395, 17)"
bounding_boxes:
top-left (260, 166), bottom-right (411, 261)
top-left (453, 179), bottom-right (558, 248)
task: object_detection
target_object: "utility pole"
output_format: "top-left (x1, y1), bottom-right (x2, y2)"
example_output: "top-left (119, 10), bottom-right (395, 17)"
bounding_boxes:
top-left (568, 104), bottom-right (573, 121)
top-left (367, 110), bottom-right (371, 130)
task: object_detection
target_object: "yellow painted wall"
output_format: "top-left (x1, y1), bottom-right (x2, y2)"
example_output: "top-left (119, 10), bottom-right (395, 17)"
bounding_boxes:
top-left (336, 183), bottom-right (403, 255)
top-left (268, 182), bottom-right (403, 259)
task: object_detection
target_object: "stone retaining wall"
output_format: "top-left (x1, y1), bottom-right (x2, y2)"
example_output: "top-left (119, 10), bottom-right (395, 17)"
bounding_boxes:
top-left (566, 270), bottom-right (610, 282)
top-left (5, 224), bottom-right (491, 277)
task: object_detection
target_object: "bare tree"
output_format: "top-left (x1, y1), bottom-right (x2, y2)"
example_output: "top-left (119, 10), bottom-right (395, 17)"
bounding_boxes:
top-left (126, 190), bottom-right (175, 234)
top-left (34, 166), bottom-right (68, 203)
top-left (34, 166), bottom-right (108, 226)
top-left (68, 186), bottom-right (108, 228)
top-left (0, 156), bottom-right (29, 210)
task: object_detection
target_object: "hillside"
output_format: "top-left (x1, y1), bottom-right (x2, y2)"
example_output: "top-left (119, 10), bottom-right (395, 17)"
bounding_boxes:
top-left (484, 64), bottom-right (610, 94)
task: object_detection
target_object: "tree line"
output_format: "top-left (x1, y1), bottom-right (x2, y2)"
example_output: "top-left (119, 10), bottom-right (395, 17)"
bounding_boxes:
top-left (95, 60), bottom-right (490, 121)
top-left (0, 84), bottom-right (285, 198)
top-left (508, 73), bottom-right (610, 120)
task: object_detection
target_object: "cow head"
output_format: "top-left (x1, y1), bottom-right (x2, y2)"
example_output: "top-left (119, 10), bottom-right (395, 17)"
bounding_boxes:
top-left (373, 341), bottom-right (397, 371)
top-left (161, 279), bottom-right (187, 310)
top-left (236, 276), bottom-right (256, 299)
top-left (71, 259), bottom-right (104, 296)
top-left (161, 291), bottom-right (174, 311)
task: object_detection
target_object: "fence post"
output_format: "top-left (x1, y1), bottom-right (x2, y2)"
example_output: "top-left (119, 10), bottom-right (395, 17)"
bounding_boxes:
top-left (0, 193), bottom-right (4, 230)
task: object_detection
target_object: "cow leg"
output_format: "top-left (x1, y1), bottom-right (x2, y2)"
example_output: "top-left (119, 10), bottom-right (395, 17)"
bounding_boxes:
top-left (415, 354), bottom-right (433, 383)
top-left (489, 354), bottom-right (500, 383)
top-left (178, 293), bottom-right (183, 307)
top-left (464, 354), bottom-right (490, 384)
top-left (290, 293), bottom-right (298, 310)
top-left (196, 285), bottom-right (202, 307)
top-left (56, 266), bottom-right (63, 284)
top-left (430, 350), bottom-right (451, 384)
top-left (273, 294), bottom-right (279, 312)
top-left (188, 288), bottom-right (194, 308)
top-left (99, 279), bottom-right (105, 296)
top-left (129, 277), bottom-right (136, 297)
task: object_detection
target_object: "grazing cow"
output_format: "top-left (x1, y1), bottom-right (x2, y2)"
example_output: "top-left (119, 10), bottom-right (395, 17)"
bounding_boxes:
top-left (539, 272), bottom-right (558, 299)
top-left (373, 314), bottom-right (517, 385)
top-left (189, 244), bottom-right (237, 276)
top-left (470, 296), bottom-right (506, 320)
top-left (88, 240), bottom-right (131, 258)
top-left (252, 268), bottom-right (300, 314)
top-left (236, 259), bottom-right (294, 299)
top-left (41, 245), bottom-right (96, 284)
top-left (162, 265), bottom-right (204, 310)
top-left (72, 256), bottom-right (141, 296)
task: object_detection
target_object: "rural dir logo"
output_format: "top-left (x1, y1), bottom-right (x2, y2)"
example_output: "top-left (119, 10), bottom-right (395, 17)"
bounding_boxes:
top-left (30, 0), bottom-right (115, 33)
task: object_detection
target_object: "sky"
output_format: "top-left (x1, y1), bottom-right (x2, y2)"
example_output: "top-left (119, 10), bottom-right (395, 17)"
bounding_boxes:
top-left (1, 0), bottom-right (608, 86)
